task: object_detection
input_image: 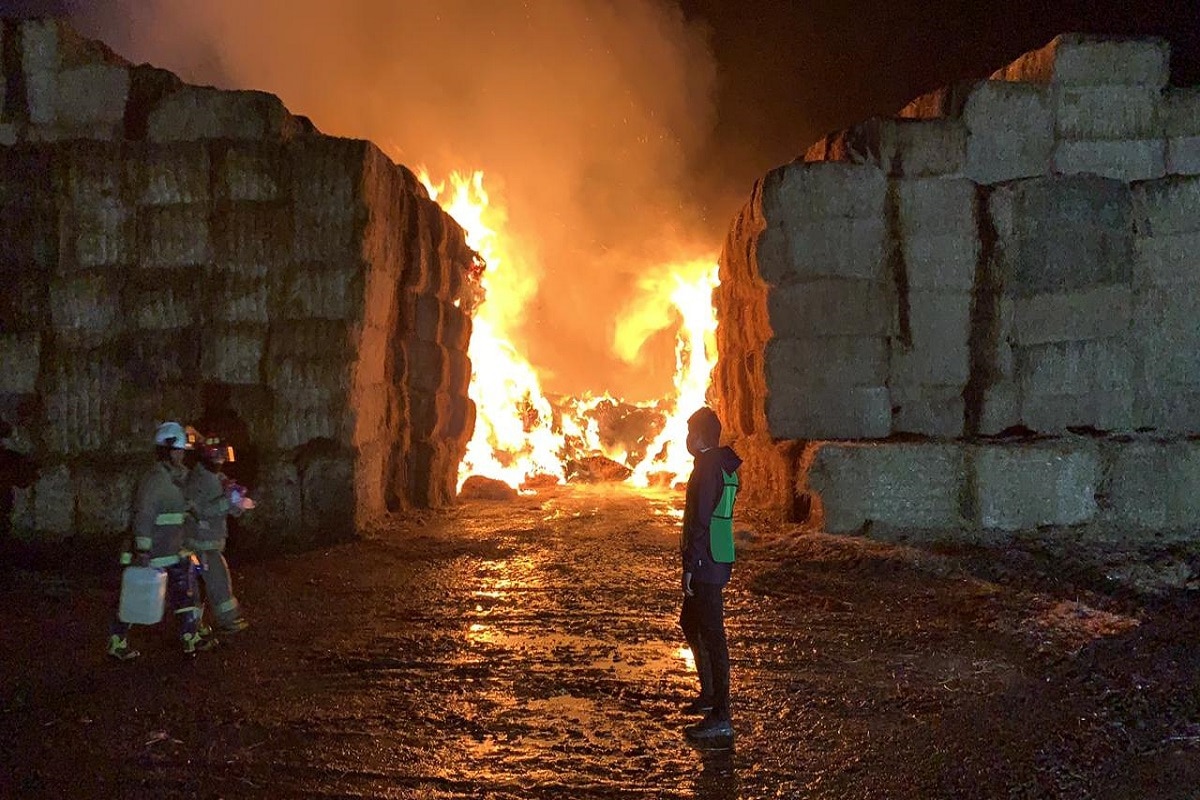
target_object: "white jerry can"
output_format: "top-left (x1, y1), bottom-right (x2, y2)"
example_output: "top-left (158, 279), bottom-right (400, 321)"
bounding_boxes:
top-left (118, 566), bottom-right (167, 625)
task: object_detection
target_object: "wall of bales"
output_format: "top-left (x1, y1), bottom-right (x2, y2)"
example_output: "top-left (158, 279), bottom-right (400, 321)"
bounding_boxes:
top-left (0, 19), bottom-right (475, 544)
top-left (716, 34), bottom-right (1200, 536)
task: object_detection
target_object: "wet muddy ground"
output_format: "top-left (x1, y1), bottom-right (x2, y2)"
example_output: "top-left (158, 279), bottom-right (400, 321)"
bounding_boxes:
top-left (4, 484), bottom-right (1200, 799)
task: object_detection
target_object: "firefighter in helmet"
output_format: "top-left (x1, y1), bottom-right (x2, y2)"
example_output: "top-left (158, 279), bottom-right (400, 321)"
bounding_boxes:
top-left (186, 435), bottom-right (254, 634)
top-left (108, 421), bottom-right (213, 659)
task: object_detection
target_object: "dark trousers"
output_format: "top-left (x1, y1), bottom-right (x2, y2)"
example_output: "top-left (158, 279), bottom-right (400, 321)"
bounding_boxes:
top-left (111, 560), bottom-right (200, 640)
top-left (680, 580), bottom-right (730, 717)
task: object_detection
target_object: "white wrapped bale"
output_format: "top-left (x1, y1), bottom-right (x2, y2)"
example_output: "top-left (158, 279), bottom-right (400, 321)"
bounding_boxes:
top-left (1102, 441), bottom-right (1200, 529)
top-left (978, 384), bottom-right (1021, 435)
top-left (760, 160), bottom-right (886, 223)
top-left (891, 292), bottom-right (972, 386)
top-left (133, 144), bottom-right (210, 206)
top-left (200, 327), bottom-right (265, 384)
top-left (1133, 233), bottom-right (1200, 288)
top-left (989, 177), bottom-right (1133, 296)
top-left (139, 204), bottom-right (212, 268)
top-left (767, 335), bottom-right (889, 389)
top-left (991, 34), bottom-right (1170, 88)
top-left (148, 86), bottom-right (304, 142)
top-left (1133, 392), bottom-right (1200, 434)
top-left (972, 441), bottom-right (1102, 530)
top-left (125, 268), bottom-right (201, 330)
top-left (49, 273), bottom-right (122, 347)
top-left (1132, 176), bottom-right (1200, 237)
top-left (806, 118), bottom-right (966, 177)
top-left (1022, 390), bottom-right (1134, 433)
top-left (766, 383), bottom-right (891, 440)
top-left (0, 334), bottom-right (41, 394)
top-left (291, 139), bottom-right (364, 264)
top-left (902, 81), bottom-right (1054, 184)
top-left (1016, 337), bottom-right (1134, 396)
top-left (300, 456), bottom-right (355, 531)
top-left (1008, 285), bottom-right (1133, 345)
top-left (216, 202), bottom-right (291, 267)
top-left (766, 279), bottom-right (894, 338)
top-left (1055, 86), bottom-right (1164, 140)
top-left (803, 442), bottom-right (968, 532)
top-left (271, 265), bottom-right (365, 321)
top-left (74, 465), bottom-right (137, 536)
top-left (273, 405), bottom-right (342, 451)
top-left (42, 357), bottom-right (123, 456)
top-left (33, 464), bottom-right (74, 539)
top-left (21, 18), bottom-right (59, 126)
top-left (1052, 139), bottom-right (1166, 182)
top-left (218, 145), bottom-right (284, 203)
top-left (248, 460), bottom-right (301, 531)
top-left (1133, 288), bottom-right (1200, 387)
top-left (758, 217), bottom-right (889, 287)
top-left (1164, 89), bottom-right (1200, 175)
top-left (267, 319), bottom-right (355, 364)
top-left (896, 177), bottom-right (980, 292)
top-left (890, 384), bottom-right (964, 437)
top-left (207, 264), bottom-right (270, 324)
top-left (53, 64), bottom-right (130, 138)
top-left (61, 146), bottom-right (133, 269)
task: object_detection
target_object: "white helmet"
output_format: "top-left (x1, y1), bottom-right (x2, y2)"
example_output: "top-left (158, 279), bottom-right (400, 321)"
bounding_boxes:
top-left (154, 421), bottom-right (196, 450)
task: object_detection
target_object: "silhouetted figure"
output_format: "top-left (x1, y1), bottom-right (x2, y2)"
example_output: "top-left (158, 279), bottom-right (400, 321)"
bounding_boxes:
top-left (0, 420), bottom-right (37, 540)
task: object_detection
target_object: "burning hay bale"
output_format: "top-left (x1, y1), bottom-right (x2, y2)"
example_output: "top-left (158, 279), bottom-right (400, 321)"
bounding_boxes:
top-left (564, 456), bottom-right (633, 484)
top-left (458, 476), bottom-right (518, 501)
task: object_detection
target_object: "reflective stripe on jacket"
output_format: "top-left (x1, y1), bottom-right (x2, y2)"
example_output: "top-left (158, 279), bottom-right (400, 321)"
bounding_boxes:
top-left (132, 461), bottom-right (190, 561)
top-left (184, 465), bottom-right (236, 549)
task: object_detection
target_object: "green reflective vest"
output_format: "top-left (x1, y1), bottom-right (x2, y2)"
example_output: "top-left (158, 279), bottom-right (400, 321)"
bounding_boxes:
top-left (709, 469), bottom-right (739, 564)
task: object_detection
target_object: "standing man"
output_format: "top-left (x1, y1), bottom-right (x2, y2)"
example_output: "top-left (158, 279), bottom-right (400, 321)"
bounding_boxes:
top-left (679, 406), bottom-right (742, 745)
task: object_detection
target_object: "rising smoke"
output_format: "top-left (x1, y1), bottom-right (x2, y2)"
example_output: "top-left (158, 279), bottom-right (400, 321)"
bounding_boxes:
top-left (72, 0), bottom-right (719, 402)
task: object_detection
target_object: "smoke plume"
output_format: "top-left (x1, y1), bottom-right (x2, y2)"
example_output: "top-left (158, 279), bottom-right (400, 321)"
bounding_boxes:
top-left (72, 0), bottom-right (719, 402)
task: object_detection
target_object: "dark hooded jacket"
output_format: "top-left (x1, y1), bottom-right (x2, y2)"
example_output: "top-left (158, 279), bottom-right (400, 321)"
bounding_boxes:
top-left (681, 444), bottom-right (743, 586)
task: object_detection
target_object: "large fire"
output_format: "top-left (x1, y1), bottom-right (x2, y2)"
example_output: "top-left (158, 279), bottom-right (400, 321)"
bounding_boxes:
top-left (420, 169), bottom-right (717, 492)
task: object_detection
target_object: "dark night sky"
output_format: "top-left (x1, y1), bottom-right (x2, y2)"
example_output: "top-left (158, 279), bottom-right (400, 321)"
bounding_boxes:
top-left (676, 0), bottom-right (1200, 218)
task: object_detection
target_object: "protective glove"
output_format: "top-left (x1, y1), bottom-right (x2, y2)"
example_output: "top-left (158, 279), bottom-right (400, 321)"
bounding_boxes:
top-left (229, 487), bottom-right (243, 505)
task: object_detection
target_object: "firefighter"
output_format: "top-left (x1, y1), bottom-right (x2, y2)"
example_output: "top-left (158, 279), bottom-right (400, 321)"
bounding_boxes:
top-left (107, 421), bottom-right (213, 660)
top-left (186, 436), bottom-right (253, 634)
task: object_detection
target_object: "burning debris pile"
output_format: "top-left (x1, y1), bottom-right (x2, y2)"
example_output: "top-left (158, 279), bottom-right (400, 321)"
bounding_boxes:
top-left (419, 169), bottom-right (719, 495)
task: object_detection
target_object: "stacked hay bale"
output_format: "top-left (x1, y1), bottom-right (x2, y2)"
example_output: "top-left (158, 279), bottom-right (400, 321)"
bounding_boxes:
top-left (0, 19), bottom-right (475, 544)
top-left (719, 33), bottom-right (1200, 536)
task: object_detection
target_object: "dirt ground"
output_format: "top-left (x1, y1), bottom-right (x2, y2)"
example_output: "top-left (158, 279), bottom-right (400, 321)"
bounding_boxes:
top-left (3, 484), bottom-right (1200, 799)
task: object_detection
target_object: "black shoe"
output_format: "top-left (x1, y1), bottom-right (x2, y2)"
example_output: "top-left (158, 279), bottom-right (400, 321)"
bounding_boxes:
top-left (682, 696), bottom-right (715, 715)
top-left (685, 712), bottom-right (735, 747)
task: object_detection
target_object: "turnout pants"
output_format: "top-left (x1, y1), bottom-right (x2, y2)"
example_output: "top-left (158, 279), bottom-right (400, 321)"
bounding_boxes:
top-left (196, 548), bottom-right (241, 625)
top-left (680, 580), bottom-right (730, 718)
top-left (111, 559), bottom-right (200, 641)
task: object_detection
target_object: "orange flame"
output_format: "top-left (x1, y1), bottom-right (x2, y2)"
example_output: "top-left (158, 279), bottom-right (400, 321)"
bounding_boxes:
top-left (420, 168), bottom-right (717, 492)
